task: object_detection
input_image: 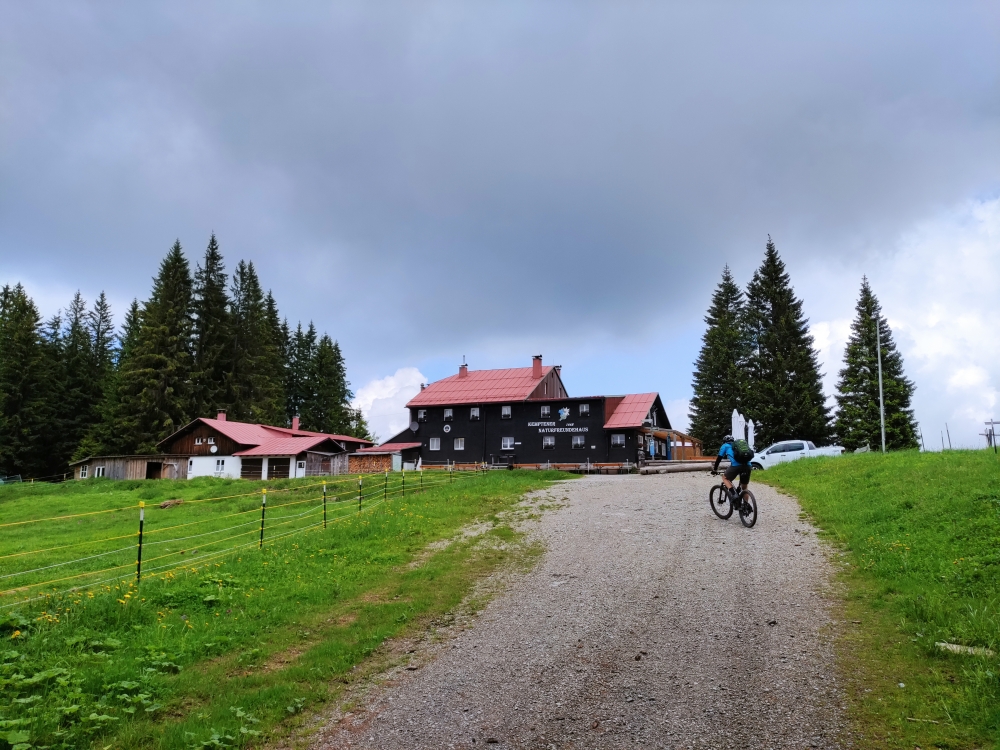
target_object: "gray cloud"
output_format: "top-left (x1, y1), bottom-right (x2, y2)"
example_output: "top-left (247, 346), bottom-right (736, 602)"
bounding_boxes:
top-left (2, 1), bottom-right (999, 383)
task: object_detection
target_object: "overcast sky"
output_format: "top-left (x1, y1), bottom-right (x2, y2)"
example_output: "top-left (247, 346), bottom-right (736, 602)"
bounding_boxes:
top-left (2, 2), bottom-right (998, 446)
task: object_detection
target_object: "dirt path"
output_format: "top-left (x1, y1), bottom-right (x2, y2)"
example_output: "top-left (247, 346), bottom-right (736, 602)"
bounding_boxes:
top-left (312, 473), bottom-right (847, 749)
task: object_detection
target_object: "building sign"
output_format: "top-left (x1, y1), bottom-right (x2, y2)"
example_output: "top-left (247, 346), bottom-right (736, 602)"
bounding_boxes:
top-left (537, 426), bottom-right (589, 434)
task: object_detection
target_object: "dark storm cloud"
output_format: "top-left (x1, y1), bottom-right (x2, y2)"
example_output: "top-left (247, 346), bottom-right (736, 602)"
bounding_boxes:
top-left (2, 2), bottom-right (999, 373)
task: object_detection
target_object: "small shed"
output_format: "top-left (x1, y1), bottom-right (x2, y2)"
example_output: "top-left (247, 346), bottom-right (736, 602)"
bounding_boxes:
top-left (69, 455), bottom-right (191, 481)
top-left (349, 442), bottom-right (423, 473)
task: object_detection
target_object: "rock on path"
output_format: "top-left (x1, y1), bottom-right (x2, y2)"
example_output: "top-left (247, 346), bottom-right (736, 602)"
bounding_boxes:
top-left (312, 473), bottom-right (847, 749)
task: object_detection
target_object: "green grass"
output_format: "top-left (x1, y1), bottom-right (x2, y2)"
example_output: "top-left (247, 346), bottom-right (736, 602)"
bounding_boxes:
top-left (0, 470), bottom-right (571, 749)
top-left (758, 450), bottom-right (1000, 749)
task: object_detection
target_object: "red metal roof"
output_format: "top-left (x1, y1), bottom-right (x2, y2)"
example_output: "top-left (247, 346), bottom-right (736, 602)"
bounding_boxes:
top-left (406, 366), bottom-right (554, 407)
top-left (604, 393), bottom-right (658, 429)
top-left (233, 436), bottom-right (337, 457)
top-left (356, 442), bottom-right (423, 454)
top-left (158, 418), bottom-right (373, 451)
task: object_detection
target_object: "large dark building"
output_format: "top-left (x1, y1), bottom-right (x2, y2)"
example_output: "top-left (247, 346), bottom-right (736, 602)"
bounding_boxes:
top-left (380, 356), bottom-right (701, 468)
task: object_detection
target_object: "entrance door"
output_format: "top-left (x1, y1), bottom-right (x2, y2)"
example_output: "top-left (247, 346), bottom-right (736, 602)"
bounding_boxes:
top-left (241, 458), bottom-right (263, 480)
top-left (145, 462), bottom-right (162, 479)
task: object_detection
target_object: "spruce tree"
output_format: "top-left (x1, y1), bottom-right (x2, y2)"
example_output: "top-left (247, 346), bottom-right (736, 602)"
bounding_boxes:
top-left (228, 262), bottom-right (283, 424)
top-left (301, 334), bottom-right (342, 433)
top-left (115, 241), bottom-right (195, 452)
top-left (81, 299), bottom-right (138, 457)
top-left (744, 238), bottom-right (831, 447)
top-left (285, 322), bottom-right (317, 423)
top-left (191, 234), bottom-right (232, 418)
top-left (835, 278), bottom-right (918, 451)
top-left (56, 292), bottom-right (96, 469)
top-left (689, 266), bottom-right (750, 453)
top-left (0, 285), bottom-right (51, 476)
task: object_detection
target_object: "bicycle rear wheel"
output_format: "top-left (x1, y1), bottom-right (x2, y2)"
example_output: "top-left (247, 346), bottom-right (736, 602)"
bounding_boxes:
top-left (739, 489), bottom-right (758, 528)
top-left (710, 484), bottom-right (733, 519)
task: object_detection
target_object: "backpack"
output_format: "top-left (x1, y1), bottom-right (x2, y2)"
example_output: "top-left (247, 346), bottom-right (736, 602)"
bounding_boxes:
top-left (732, 439), bottom-right (755, 463)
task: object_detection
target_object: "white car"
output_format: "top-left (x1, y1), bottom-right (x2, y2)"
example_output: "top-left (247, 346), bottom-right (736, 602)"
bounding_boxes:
top-left (749, 440), bottom-right (844, 470)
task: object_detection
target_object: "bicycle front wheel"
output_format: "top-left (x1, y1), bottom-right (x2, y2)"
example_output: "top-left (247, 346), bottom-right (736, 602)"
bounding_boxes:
top-left (710, 484), bottom-right (733, 520)
top-left (739, 489), bottom-right (758, 528)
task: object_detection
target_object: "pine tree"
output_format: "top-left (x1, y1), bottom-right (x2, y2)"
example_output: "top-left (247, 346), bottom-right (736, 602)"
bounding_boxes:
top-left (0, 285), bottom-right (51, 476)
top-left (191, 234), bottom-right (232, 418)
top-left (56, 292), bottom-right (96, 469)
top-left (744, 238), bottom-right (831, 447)
top-left (285, 322), bottom-right (317, 423)
top-left (835, 278), bottom-right (918, 451)
top-left (300, 334), bottom-right (341, 433)
top-left (689, 266), bottom-right (750, 453)
top-left (115, 241), bottom-right (195, 452)
top-left (228, 262), bottom-right (283, 424)
top-left (81, 299), bottom-right (138, 457)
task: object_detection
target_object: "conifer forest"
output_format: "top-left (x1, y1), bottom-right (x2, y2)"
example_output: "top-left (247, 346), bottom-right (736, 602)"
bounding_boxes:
top-left (689, 238), bottom-right (918, 454)
top-left (0, 236), bottom-right (371, 479)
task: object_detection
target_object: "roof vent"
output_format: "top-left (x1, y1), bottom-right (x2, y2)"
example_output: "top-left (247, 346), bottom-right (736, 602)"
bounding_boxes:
top-left (532, 354), bottom-right (543, 378)
top-left (420, 383), bottom-right (426, 391)
top-left (217, 410), bottom-right (227, 422)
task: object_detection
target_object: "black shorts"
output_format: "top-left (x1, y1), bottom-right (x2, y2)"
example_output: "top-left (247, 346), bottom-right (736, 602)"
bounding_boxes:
top-left (724, 464), bottom-right (751, 485)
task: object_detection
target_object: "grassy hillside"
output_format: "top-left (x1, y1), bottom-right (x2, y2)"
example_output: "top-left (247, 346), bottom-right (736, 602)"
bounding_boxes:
top-left (0, 471), bottom-right (570, 749)
top-left (758, 450), bottom-right (1000, 749)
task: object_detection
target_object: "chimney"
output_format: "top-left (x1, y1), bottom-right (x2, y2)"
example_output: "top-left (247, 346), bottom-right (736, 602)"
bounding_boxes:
top-left (291, 415), bottom-right (300, 431)
top-left (532, 354), bottom-right (543, 378)
top-left (459, 363), bottom-right (468, 378)
top-left (216, 410), bottom-right (227, 422)
top-left (421, 383), bottom-right (426, 391)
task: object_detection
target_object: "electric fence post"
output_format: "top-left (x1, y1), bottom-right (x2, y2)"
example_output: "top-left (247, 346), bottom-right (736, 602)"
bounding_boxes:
top-left (384, 470), bottom-right (387, 501)
top-left (420, 469), bottom-right (423, 493)
top-left (135, 501), bottom-right (145, 583)
top-left (323, 482), bottom-right (327, 529)
top-left (259, 488), bottom-right (267, 549)
top-left (402, 468), bottom-right (405, 496)
top-left (358, 476), bottom-right (362, 512)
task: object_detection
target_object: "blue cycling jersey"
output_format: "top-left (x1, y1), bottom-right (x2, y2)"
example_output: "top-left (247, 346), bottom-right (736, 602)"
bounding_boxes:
top-left (717, 442), bottom-right (750, 467)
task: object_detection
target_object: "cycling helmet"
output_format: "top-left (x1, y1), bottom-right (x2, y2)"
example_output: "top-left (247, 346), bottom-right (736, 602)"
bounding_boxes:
top-left (723, 435), bottom-right (735, 443)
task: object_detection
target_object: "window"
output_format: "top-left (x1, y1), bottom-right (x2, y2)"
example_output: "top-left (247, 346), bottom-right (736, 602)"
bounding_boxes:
top-left (429, 437), bottom-right (441, 451)
top-left (579, 403), bottom-right (590, 416)
top-left (470, 407), bottom-right (480, 420)
top-left (501, 437), bottom-right (515, 450)
top-left (501, 405), bottom-right (511, 419)
top-left (787, 442), bottom-right (805, 452)
top-left (444, 408), bottom-right (453, 421)
top-left (79, 465), bottom-right (88, 478)
top-left (417, 409), bottom-right (427, 422)
top-left (94, 466), bottom-right (106, 478)
top-left (207, 437), bottom-right (215, 444)
top-left (454, 438), bottom-right (465, 451)
top-left (188, 460), bottom-right (194, 470)
top-left (612, 434), bottom-right (625, 446)
top-left (572, 435), bottom-right (586, 449)
top-left (297, 460), bottom-right (306, 469)
top-left (216, 459), bottom-right (226, 472)
top-left (540, 405), bottom-right (551, 417)
top-left (542, 436), bottom-right (555, 450)
top-left (195, 437), bottom-right (203, 445)
top-left (807, 441), bottom-right (817, 450)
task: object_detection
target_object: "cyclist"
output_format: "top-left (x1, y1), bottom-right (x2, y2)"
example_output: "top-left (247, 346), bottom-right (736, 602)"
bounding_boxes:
top-left (711, 435), bottom-right (753, 495)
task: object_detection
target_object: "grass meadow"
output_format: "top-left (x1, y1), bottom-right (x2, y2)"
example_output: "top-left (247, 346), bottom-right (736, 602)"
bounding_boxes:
top-left (758, 450), bottom-right (1000, 749)
top-left (0, 470), bottom-right (571, 749)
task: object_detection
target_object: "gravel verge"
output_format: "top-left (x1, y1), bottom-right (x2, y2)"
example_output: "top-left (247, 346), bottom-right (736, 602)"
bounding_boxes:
top-left (310, 473), bottom-right (848, 749)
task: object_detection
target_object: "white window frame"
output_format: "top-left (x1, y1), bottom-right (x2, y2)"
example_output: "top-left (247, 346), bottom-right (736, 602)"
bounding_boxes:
top-left (540, 405), bottom-right (551, 417)
top-left (429, 437), bottom-right (441, 451)
top-left (443, 408), bottom-right (453, 421)
top-left (454, 437), bottom-right (465, 451)
top-left (579, 403), bottom-right (590, 416)
top-left (79, 465), bottom-right (88, 479)
top-left (611, 433), bottom-right (625, 447)
top-left (542, 436), bottom-right (555, 450)
top-left (501, 405), bottom-right (511, 419)
top-left (501, 437), bottom-right (515, 450)
top-left (195, 437), bottom-right (203, 445)
top-left (207, 437), bottom-right (215, 445)
top-left (417, 409), bottom-right (427, 422)
top-left (572, 435), bottom-right (586, 449)
top-left (215, 459), bottom-right (226, 474)
top-left (297, 460), bottom-right (306, 469)
top-left (94, 466), bottom-right (106, 478)
top-left (470, 407), bottom-right (480, 421)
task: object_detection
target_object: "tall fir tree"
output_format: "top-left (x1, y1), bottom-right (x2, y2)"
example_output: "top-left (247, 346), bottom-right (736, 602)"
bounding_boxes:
top-left (81, 299), bottom-right (139, 457)
top-left (744, 238), bottom-right (831, 446)
top-left (0, 285), bottom-right (52, 476)
top-left (835, 278), bottom-right (918, 451)
top-left (285, 322), bottom-right (317, 423)
top-left (114, 241), bottom-right (195, 452)
top-left (191, 234), bottom-right (232, 417)
top-left (227, 262), bottom-right (283, 424)
top-left (55, 292), bottom-right (97, 470)
top-left (301, 334), bottom-right (351, 434)
top-left (689, 266), bottom-right (750, 453)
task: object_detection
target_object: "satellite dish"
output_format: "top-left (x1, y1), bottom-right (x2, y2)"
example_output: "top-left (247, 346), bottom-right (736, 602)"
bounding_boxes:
top-left (410, 421), bottom-right (419, 432)
top-left (210, 445), bottom-right (218, 454)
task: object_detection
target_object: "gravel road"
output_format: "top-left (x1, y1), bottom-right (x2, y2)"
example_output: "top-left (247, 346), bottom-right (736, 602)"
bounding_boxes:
top-left (312, 473), bottom-right (847, 749)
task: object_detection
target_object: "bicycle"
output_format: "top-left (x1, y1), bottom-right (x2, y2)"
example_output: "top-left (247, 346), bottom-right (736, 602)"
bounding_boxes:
top-left (709, 471), bottom-right (758, 528)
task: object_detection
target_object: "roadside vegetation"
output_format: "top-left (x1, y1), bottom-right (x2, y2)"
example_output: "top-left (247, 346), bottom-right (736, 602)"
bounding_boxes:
top-left (0, 470), bottom-right (570, 749)
top-left (759, 450), bottom-right (1000, 749)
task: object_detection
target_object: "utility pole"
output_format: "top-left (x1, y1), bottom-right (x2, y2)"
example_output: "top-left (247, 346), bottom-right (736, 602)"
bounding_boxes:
top-left (877, 320), bottom-right (886, 454)
top-left (917, 424), bottom-right (925, 452)
top-left (946, 423), bottom-right (952, 450)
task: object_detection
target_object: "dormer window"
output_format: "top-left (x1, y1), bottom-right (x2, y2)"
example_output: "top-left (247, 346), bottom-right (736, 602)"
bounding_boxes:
top-left (417, 410), bottom-right (427, 422)
top-left (470, 407), bottom-right (480, 421)
top-left (443, 408), bottom-right (453, 421)
top-left (579, 403), bottom-right (590, 416)
top-left (501, 405), bottom-right (512, 419)
top-left (540, 405), bottom-right (551, 418)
